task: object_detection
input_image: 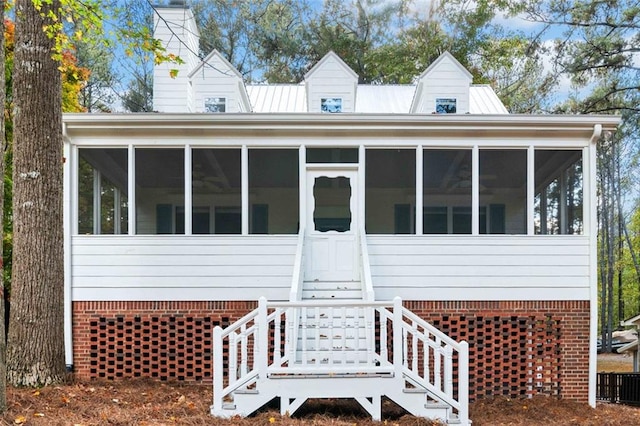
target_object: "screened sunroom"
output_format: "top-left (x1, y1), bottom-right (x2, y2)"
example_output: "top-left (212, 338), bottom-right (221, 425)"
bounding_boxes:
top-left (75, 145), bottom-right (584, 237)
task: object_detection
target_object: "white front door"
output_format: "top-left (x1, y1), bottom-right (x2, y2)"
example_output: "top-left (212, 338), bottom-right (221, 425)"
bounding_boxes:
top-left (305, 168), bottom-right (359, 282)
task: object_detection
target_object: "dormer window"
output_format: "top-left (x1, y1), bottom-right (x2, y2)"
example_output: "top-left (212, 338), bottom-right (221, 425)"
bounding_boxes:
top-left (205, 97), bottom-right (226, 113)
top-left (436, 98), bottom-right (457, 114)
top-left (321, 98), bottom-right (342, 113)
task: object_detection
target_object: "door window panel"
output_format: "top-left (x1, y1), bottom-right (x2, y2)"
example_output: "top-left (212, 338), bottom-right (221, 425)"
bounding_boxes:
top-left (313, 176), bottom-right (351, 232)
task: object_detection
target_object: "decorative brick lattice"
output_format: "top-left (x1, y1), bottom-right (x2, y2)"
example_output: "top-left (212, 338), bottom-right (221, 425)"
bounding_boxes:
top-left (405, 301), bottom-right (589, 402)
top-left (74, 300), bottom-right (589, 402)
top-left (74, 301), bottom-right (256, 381)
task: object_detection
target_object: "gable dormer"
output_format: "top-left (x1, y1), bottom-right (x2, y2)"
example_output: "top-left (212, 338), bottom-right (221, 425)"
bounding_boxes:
top-left (188, 50), bottom-right (251, 113)
top-left (304, 52), bottom-right (358, 113)
top-left (153, 2), bottom-right (200, 112)
top-left (410, 52), bottom-right (473, 114)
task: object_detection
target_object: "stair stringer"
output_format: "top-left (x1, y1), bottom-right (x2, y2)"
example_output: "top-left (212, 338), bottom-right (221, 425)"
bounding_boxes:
top-left (213, 374), bottom-right (463, 424)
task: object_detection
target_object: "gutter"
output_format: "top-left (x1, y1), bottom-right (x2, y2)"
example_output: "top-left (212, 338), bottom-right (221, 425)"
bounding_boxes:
top-left (589, 124), bottom-right (603, 144)
top-left (62, 123), bottom-right (74, 371)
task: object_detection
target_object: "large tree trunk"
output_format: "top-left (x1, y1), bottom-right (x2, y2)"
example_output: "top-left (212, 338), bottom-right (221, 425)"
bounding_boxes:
top-left (6, 0), bottom-right (66, 386)
top-left (0, 0), bottom-right (8, 411)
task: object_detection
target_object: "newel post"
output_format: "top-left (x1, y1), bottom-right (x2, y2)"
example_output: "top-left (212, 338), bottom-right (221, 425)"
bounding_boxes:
top-left (458, 340), bottom-right (470, 425)
top-left (212, 325), bottom-right (223, 413)
top-left (258, 297), bottom-right (269, 376)
top-left (393, 297), bottom-right (403, 370)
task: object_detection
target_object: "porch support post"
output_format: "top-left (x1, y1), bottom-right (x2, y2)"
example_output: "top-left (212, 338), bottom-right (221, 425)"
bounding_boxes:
top-left (128, 144), bottom-right (135, 235)
top-left (242, 145), bottom-right (249, 235)
top-left (185, 144), bottom-right (192, 235)
top-left (527, 145), bottom-right (535, 235)
top-left (472, 145), bottom-right (479, 235)
top-left (416, 145), bottom-right (423, 235)
top-left (359, 145), bottom-right (366, 228)
top-left (299, 145), bottom-right (306, 230)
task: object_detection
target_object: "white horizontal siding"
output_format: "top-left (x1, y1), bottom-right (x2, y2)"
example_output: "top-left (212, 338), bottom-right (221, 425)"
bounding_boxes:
top-left (71, 236), bottom-right (297, 301)
top-left (306, 55), bottom-right (357, 113)
top-left (71, 234), bottom-right (592, 302)
top-left (367, 235), bottom-right (591, 301)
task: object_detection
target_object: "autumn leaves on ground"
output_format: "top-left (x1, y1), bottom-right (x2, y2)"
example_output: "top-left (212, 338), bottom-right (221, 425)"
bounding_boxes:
top-left (1, 379), bottom-right (639, 426)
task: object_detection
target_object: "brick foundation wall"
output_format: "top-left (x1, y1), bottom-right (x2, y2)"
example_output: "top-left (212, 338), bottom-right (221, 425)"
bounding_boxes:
top-left (404, 300), bottom-right (590, 402)
top-left (72, 300), bottom-right (590, 402)
top-left (73, 301), bottom-right (257, 382)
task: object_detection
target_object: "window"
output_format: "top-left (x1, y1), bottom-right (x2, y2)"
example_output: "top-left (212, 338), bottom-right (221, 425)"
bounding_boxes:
top-left (77, 148), bottom-right (128, 235)
top-left (535, 150), bottom-right (583, 234)
top-left (423, 149), bottom-right (472, 234)
top-left (192, 149), bottom-right (241, 234)
top-left (479, 150), bottom-right (527, 234)
top-left (135, 148), bottom-right (184, 234)
top-left (204, 97), bottom-right (226, 113)
top-left (365, 149), bottom-right (415, 234)
top-left (249, 149), bottom-right (299, 234)
top-left (435, 98), bottom-right (457, 114)
top-left (307, 148), bottom-right (358, 163)
top-left (321, 98), bottom-right (342, 113)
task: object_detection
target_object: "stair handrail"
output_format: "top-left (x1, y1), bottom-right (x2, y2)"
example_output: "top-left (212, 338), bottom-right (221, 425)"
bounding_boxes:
top-left (213, 299), bottom-right (281, 415)
top-left (388, 297), bottom-right (470, 425)
top-left (213, 297), bottom-right (468, 424)
top-left (358, 227), bottom-right (375, 301)
top-left (289, 228), bottom-right (306, 301)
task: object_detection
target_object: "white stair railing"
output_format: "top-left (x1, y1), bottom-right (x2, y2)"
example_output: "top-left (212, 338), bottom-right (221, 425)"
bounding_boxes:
top-left (212, 297), bottom-right (469, 424)
top-left (382, 297), bottom-right (469, 424)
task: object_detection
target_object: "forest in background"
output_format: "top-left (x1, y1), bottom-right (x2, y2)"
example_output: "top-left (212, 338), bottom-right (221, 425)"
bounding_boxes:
top-left (4, 0), bottom-right (640, 353)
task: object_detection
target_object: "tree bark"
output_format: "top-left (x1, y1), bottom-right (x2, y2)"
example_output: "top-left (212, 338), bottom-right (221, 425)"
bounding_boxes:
top-left (0, 0), bottom-right (8, 411)
top-left (6, 0), bottom-right (66, 386)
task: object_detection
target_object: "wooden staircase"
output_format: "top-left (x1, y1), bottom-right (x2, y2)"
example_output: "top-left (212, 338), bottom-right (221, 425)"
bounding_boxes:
top-left (301, 280), bottom-right (363, 300)
top-left (210, 231), bottom-right (470, 424)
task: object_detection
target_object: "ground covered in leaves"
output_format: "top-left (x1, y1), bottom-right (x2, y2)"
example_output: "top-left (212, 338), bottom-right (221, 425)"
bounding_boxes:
top-left (1, 380), bottom-right (639, 426)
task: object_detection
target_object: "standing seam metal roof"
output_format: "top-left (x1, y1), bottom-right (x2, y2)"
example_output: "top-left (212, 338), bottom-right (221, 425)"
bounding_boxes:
top-left (246, 84), bottom-right (508, 114)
